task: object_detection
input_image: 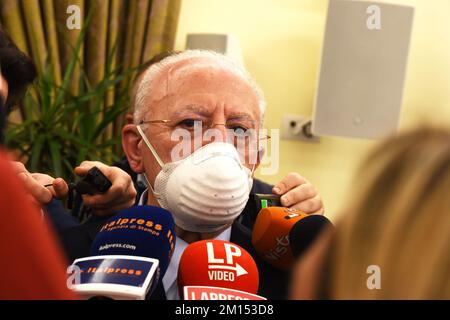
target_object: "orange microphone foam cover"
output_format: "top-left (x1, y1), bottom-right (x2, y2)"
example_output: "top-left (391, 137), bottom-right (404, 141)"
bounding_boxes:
top-left (251, 207), bottom-right (308, 270)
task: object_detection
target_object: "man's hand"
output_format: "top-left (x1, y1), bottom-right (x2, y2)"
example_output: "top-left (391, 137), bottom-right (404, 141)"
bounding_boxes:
top-left (75, 161), bottom-right (137, 217)
top-left (272, 172), bottom-right (324, 215)
top-left (11, 162), bottom-right (69, 205)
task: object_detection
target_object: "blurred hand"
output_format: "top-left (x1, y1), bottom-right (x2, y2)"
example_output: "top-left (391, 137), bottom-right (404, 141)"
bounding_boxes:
top-left (272, 172), bottom-right (324, 215)
top-left (11, 161), bottom-right (69, 206)
top-left (75, 161), bottom-right (137, 217)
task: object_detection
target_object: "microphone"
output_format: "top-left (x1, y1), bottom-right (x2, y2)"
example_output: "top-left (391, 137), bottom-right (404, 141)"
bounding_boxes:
top-left (252, 206), bottom-right (332, 270)
top-left (289, 214), bottom-right (333, 259)
top-left (68, 205), bottom-right (176, 300)
top-left (178, 240), bottom-right (265, 300)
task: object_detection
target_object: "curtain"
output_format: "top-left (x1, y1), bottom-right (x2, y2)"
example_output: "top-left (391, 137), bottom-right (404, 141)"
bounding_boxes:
top-left (0, 0), bottom-right (181, 170)
top-left (0, 0), bottom-right (181, 140)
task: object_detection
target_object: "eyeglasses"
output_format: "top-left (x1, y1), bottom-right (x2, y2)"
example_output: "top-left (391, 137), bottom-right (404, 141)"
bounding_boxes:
top-left (139, 119), bottom-right (271, 143)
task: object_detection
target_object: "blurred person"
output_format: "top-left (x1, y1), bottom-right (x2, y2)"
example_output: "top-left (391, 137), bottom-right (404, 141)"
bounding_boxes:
top-left (0, 151), bottom-right (76, 299)
top-left (291, 127), bottom-right (450, 299)
top-left (0, 90), bottom-right (75, 298)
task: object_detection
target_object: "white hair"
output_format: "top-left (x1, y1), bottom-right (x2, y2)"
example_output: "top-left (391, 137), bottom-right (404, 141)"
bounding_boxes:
top-left (133, 50), bottom-right (266, 126)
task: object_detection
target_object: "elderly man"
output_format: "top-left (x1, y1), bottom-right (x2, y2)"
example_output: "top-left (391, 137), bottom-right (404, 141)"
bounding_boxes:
top-left (120, 50), bottom-right (324, 299)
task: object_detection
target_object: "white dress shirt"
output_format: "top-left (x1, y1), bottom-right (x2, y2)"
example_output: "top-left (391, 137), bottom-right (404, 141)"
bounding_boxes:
top-left (138, 188), bottom-right (232, 300)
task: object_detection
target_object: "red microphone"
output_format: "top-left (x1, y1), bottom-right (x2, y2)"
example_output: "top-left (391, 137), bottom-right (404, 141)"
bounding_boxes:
top-left (178, 240), bottom-right (265, 300)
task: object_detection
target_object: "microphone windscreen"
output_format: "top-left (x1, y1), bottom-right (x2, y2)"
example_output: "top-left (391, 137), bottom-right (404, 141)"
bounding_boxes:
top-left (288, 215), bottom-right (333, 258)
top-left (252, 207), bottom-right (308, 270)
top-left (90, 205), bottom-right (176, 277)
top-left (178, 240), bottom-right (259, 296)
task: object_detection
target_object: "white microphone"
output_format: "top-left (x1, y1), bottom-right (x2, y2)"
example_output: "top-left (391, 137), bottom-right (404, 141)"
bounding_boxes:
top-left (68, 255), bottom-right (159, 300)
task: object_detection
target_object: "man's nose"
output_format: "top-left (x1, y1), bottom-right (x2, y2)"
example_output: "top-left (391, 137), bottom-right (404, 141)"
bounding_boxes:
top-left (202, 123), bottom-right (229, 145)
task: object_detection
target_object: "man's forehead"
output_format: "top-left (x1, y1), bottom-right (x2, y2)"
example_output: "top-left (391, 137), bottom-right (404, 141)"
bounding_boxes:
top-left (150, 57), bottom-right (256, 100)
top-left (138, 56), bottom-right (261, 123)
top-left (158, 57), bottom-right (245, 85)
top-left (167, 56), bottom-right (218, 71)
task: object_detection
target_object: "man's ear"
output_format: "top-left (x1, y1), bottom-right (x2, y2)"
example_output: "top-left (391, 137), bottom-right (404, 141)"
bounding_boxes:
top-left (122, 124), bottom-right (145, 173)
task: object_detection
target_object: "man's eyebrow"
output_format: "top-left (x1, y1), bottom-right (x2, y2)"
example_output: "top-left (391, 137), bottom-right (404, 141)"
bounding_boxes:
top-left (172, 105), bottom-right (257, 125)
top-left (227, 113), bottom-right (256, 126)
top-left (173, 104), bottom-right (211, 117)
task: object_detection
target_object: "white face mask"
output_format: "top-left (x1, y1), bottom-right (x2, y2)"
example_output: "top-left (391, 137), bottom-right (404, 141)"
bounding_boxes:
top-left (137, 125), bottom-right (254, 233)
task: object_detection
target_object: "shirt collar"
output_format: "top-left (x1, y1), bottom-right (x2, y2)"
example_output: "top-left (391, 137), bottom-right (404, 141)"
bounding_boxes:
top-left (138, 188), bottom-right (148, 205)
top-left (137, 173), bottom-right (148, 187)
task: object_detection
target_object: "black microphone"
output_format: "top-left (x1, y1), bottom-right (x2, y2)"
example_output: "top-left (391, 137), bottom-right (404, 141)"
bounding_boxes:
top-left (288, 215), bottom-right (333, 259)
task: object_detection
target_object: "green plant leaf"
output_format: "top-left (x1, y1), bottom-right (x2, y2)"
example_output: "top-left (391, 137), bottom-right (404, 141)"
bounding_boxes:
top-left (49, 139), bottom-right (63, 178)
top-left (30, 135), bottom-right (45, 172)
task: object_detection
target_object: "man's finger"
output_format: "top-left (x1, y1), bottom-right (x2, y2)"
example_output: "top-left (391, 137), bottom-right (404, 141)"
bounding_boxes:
top-left (289, 195), bottom-right (324, 215)
top-left (75, 161), bottom-right (108, 177)
top-left (19, 172), bottom-right (53, 204)
top-left (74, 166), bottom-right (89, 177)
top-left (52, 178), bottom-right (69, 199)
top-left (280, 183), bottom-right (317, 207)
top-left (11, 161), bottom-right (27, 175)
top-left (30, 173), bottom-right (54, 186)
top-left (272, 172), bottom-right (307, 195)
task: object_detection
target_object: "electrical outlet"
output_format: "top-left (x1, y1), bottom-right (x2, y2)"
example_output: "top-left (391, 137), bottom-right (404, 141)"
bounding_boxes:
top-left (282, 114), bottom-right (320, 142)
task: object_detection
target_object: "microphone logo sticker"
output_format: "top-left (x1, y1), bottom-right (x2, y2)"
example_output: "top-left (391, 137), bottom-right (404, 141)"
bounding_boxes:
top-left (284, 208), bottom-right (301, 219)
top-left (206, 242), bottom-right (248, 282)
top-left (264, 235), bottom-right (290, 261)
top-left (99, 217), bottom-right (163, 236)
